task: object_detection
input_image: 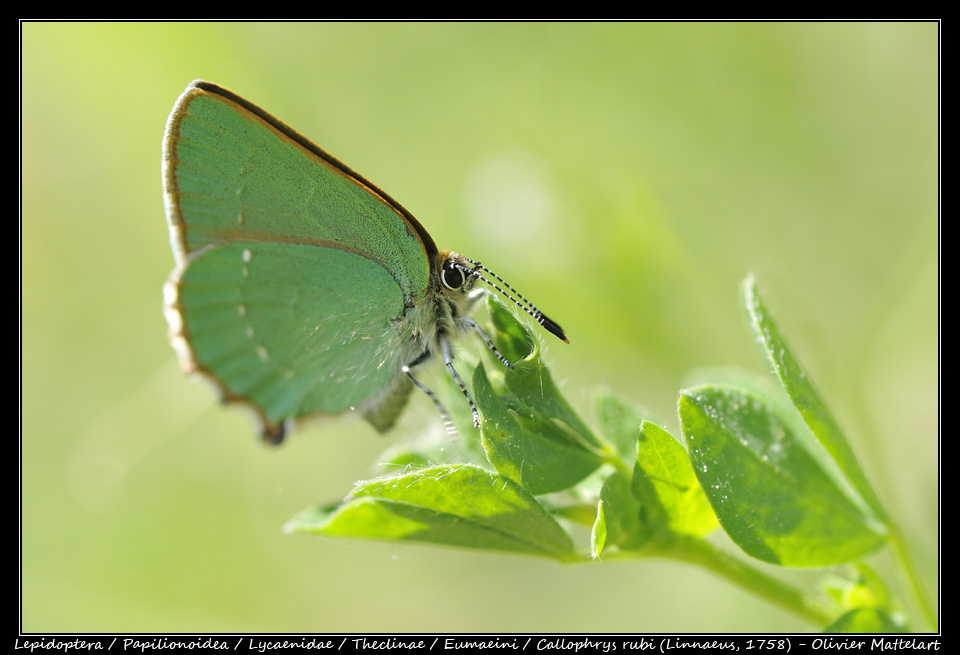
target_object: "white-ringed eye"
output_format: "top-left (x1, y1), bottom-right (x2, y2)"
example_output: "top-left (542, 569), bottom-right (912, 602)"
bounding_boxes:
top-left (441, 263), bottom-right (466, 290)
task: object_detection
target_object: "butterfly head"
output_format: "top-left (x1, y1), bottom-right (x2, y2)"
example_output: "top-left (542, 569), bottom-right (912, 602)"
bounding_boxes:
top-left (437, 250), bottom-right (568, 344)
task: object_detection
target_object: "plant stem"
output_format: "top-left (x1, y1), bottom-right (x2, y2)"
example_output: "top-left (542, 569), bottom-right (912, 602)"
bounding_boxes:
top-left (615, 536), bottom-right (838, 627)
top-left (888, 525), bottom-right (937, 631)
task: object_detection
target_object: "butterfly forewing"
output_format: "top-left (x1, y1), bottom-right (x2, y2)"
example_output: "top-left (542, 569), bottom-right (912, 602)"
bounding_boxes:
top-left (164, 82), bottom-right (433, 437)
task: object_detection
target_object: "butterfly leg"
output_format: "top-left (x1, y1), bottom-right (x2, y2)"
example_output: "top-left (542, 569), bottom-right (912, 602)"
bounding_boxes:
top-left (402, 322), bottom-right (500, 432)
top-left (458, 316), bottom-right (513, 370)
top-left (402, 351), bottom-right (457, 434)
top-left (438, 336), bottom-right (481, 429)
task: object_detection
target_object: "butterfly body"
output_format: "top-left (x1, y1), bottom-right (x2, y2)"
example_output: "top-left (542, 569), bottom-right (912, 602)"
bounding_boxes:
top-left (163, 81), bottom-right (565, 443)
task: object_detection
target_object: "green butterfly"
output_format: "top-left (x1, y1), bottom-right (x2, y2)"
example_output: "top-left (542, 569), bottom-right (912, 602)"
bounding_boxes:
top-left (163, 80), bottom-right (567, 444)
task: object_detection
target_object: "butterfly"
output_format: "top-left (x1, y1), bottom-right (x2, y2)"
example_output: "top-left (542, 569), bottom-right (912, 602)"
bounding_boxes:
top-left (162, 80), bottom-right (567, 444)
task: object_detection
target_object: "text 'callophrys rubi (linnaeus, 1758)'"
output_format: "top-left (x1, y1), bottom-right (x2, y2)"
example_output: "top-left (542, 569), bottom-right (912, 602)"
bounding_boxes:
top-left (162, 80), bottom-right (567, 444)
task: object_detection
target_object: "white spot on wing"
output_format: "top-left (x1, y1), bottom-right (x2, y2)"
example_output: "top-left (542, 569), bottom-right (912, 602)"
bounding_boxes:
top-left (242, 248), bottom-right (251, 278)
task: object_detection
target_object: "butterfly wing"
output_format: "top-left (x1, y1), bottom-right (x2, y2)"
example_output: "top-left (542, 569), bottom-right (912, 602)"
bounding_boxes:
top-left (163, 81), bottom-right (436, 442)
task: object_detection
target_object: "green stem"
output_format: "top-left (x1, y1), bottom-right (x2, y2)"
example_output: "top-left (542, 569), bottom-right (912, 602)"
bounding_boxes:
top-left (602, 447), bottom-right (634, 478)
top-left (604, 536), bottom-right (836, 627)
top-left (888, 525), bottom-right (937, 631)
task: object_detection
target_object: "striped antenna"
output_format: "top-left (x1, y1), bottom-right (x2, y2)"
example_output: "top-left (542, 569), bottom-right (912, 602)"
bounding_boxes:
top-left (452, 256), bottom-right (569, 344)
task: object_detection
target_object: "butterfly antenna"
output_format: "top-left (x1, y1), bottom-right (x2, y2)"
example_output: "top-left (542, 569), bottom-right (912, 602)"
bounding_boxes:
top-left (454, 257), bottom-right (569, 344)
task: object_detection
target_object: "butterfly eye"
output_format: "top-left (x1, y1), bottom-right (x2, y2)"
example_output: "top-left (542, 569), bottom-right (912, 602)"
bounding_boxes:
top-left (441, 263), bottom-right (466, 290)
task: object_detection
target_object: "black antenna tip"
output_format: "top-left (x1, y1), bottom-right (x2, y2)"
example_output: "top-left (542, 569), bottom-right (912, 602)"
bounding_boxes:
top-left (539, 314), bottom-right (570, 344)
top-left (450, 254), bottom-right (569, 343)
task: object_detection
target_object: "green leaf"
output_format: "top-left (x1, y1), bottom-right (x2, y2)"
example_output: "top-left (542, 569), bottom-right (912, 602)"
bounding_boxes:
top-left (475, 362), bottom-right (603, 495)
top-left (487, 293), bottom-right (537, 364)
top-left (591, 502), bottom-right (607, 557)
top-left (590, 399), bottom-right (717, 556)
top-left (744, 276), bottom-right (887, 523)
top-left (595, 391), bottom-right (642, 461)
top-left (487, 296), bottom-right (601, 450)
top-left (594, 395), bottom-right (716, 538)
top-left (287, 464), bottom-right (575, 560)
top-left (591, 469), bottom-right (646, 557)
top-left (635, 420), bottom-right (718, 538)
top-left (505, 358), bottom-right (601, 450)
top-left (679, 385), bottom-right (887, 567)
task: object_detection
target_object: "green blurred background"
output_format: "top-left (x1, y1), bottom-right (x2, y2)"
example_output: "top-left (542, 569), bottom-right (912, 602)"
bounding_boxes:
top-left (22, 22), bottom-right (937, 632)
